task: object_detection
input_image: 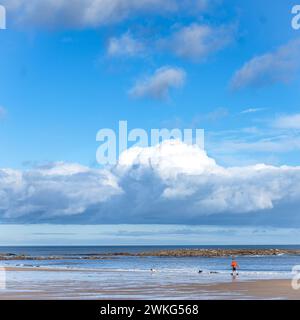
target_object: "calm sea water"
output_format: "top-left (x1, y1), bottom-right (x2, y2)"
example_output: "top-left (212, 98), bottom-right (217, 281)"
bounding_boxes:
top-left (1, 245), bottom-right (300, 277)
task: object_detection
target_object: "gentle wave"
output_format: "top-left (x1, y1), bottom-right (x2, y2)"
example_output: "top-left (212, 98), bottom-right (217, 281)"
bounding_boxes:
top-left (9, 264), bottom-right (293, 277)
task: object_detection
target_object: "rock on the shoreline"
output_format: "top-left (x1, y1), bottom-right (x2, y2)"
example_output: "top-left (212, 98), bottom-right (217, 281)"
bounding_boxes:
top-left (0, 248), bottom-right (299, 260)
top-left (136, 248), bottom-right (300, 257)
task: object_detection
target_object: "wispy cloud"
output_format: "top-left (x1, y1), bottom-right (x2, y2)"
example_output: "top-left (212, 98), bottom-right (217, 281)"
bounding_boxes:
top-left (273, 113), bottom-right (300, 129)
top-left (241, 108), bottom-right (266, 114)
top-left (160, 23), bottom-right (235, 61)
top-left (107, 33), bottom-right (145, 57)
top-left (206, 123), bottom-right (300, 167)
top-left (106, 22), bottom-right (235, 61)
top-left (129, 66), bottom-right (186, 100)
top-left (231, 38), bottom-right (300, 90)
top-left (2, 224), bottom-right (298, 245)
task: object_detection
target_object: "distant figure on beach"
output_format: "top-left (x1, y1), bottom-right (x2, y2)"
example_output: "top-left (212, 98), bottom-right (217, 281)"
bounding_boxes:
top-left (231, 257), bottom-right (239, 276)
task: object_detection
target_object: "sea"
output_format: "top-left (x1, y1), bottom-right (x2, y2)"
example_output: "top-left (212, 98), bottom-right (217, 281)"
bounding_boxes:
top-left (0, 245), bottom-right (299, 299)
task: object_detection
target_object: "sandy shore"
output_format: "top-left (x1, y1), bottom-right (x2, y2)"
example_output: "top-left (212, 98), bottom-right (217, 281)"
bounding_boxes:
top-left (198, 279), bottom-right (300, 300)
top-left (0, 267), bottom-right (299, 300)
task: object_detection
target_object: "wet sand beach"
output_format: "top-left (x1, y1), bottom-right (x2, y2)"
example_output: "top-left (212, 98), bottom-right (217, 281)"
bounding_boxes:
top-left (0, 267), bottom-right (299, 300)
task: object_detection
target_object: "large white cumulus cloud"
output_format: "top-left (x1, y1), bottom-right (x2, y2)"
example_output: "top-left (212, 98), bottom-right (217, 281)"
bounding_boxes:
top-left (0, 163), bottom-right (122, 220)
top-left (1, 140), bottom-right (300, 225)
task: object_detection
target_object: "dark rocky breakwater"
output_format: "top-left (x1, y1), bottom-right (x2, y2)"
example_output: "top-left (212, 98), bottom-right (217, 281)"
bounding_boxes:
top-left (0, 248), bottom-right (300, 260)
top-left (136, 248), bottom-right (300, 257)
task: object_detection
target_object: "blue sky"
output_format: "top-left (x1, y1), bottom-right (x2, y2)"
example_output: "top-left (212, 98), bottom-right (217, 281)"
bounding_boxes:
top-left (0, 0), bottom-right (300, 244)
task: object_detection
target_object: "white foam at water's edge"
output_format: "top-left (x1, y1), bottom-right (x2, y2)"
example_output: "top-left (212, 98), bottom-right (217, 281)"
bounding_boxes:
top-left (5, 263), bottom-right (293, 280)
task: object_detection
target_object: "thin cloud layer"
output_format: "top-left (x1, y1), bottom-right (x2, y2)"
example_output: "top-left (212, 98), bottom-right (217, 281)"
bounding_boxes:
top-left (1, 140), bottom-right (300, 226)
top-left (129, 66), bottom-right (186, 100)
top-left (273, 113), bottom-right (300, 129)
top-left (231, 38), bottom-right (300, 90)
